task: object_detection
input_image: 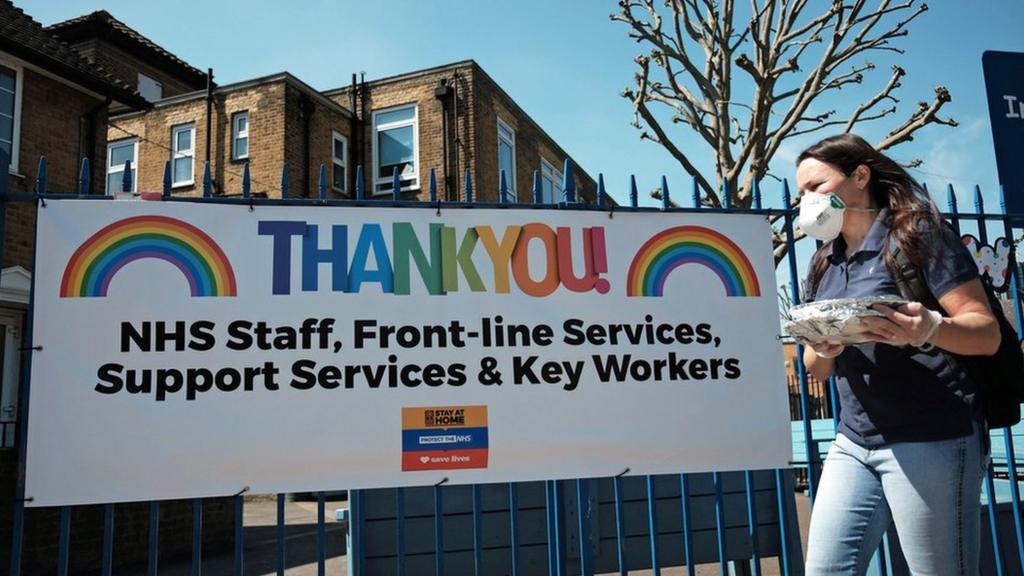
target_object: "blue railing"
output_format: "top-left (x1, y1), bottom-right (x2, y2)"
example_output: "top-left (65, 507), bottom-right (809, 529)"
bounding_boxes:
top-left (3, 150), bottom-right (1024, 575)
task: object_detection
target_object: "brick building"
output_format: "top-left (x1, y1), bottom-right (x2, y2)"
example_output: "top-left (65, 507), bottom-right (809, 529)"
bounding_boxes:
top-left (0, 5), bottom-right (219, 574)
top-left (0, 0), bottom-right (147, 439)
top-left (46, 9), bottom-right (207, 107)
top-left (0, 4), bottom-right (607, 572)
top-left (46, 12), bottom-right (600, 204)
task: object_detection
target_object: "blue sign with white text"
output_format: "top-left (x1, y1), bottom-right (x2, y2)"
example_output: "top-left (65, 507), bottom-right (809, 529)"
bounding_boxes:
top-left (983, 51), bottom-right (1024, 218)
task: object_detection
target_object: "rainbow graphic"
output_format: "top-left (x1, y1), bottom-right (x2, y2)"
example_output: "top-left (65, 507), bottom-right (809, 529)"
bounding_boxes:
top-left (627, 226), bottom-right (760, 297)
top-left (60, 215), bottom-right (237, 298)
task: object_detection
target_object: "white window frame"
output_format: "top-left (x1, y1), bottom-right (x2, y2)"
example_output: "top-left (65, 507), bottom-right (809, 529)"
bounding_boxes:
top-left (540, 157), bottom-right (563, 203)
top-left (497, 118), bottom-right (517, 201)
top-left (0, 57), bottom-right (24, 174)
top-left (137, 72), bottom-right (162, 102)
top-left (332, 131), bottom-right (348, 194)
top-left (171, 123), bottom-right (195, 188)
top-left (372, 104), bottom-right (419, 195)
top-left (232, 111), bottom-right (249, 161)
top-left (106, 137), bottom-right (138, 194)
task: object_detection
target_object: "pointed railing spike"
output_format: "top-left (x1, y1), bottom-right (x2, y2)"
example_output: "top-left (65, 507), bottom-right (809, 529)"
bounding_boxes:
top-left (77, 157), bottom-right (90, 195)
top-left (121, 160), bottom-right (132, 194)
top-left (753, 179), bottom-right (763, 210)
top-left (429, 168), bottom-right (438, 203)
top-left (355, 165), bottom-right (364, 201)
top-left (499, 170), bottom-right (509, 204)
top-left (464, 169), bottom-right (473, 203)
top-left (692, 177), bottom-right (700, 208)
top-left (162, 160), bottom-right (171, 199)
top-left (629, 175), bottom-right (638, 208)
top-left (561, 159), bottom-right (575, 203)
top-left (392, 167), bottom-right (401, 201)
top-left (661, 176), bottom-right (670, 211)
top-left (532, 170), bottom-right (542, 204)
top-left (202, 161), bottom-right (212, 198)
top-left (35, 156), bottom-right (47, 195)
top-left (319, 163), bottom-right (328, 200)
top-left (242, 162), bottom-right (251, 199)
top-left (281, 163), bottom-right (290, 199)
top-left (597, 173), bottom-right (606, 208)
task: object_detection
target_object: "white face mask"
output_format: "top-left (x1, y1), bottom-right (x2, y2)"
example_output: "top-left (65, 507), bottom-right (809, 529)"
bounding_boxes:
top-left (798, 192), bottom-right (846, 241)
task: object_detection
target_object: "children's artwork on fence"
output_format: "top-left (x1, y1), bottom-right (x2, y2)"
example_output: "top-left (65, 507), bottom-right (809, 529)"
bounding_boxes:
top-left (26, 200), bottom-right (791, 506)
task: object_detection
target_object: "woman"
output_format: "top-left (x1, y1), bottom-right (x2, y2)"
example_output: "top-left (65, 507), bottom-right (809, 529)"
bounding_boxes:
top-left (796, 134), bottom-right (1000, 575)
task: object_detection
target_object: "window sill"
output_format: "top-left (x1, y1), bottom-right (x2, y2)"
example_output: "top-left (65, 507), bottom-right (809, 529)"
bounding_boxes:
top-left (171, 181), bottom-right (195, 190)
top-left (230, 156), bottom-right (249, 164)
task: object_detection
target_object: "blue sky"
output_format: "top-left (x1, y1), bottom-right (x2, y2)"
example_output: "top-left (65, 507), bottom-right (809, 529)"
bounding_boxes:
top-left (22, 0), bottom-right (1024, 214)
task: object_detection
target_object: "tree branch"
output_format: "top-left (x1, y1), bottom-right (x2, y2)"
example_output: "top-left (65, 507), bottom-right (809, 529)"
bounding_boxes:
top-left (844, 64), bottom-right (903, 132)
top-left (876, 86), bottom-right (957, 150)
top-left (623, 55), bottom-right (718, 202)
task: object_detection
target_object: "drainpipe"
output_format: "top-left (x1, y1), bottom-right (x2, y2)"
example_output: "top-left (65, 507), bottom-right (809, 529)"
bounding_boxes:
top-left (205, 69), bottom-right (214, 162)
top-left (434, 79), bottom-right (453, 200)
top-left (81, 96), bottom-right (111, 194)
top-left (452, 71), bottom-right (460, 200)
top-left (300, 93), bottom-right (314, 198)
top-left (350, 73), bottom-right (358, 194)
top-left (360, 72), bottom-right (367, 192)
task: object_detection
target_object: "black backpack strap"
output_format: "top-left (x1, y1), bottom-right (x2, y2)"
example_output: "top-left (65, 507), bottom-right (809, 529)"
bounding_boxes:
top-left (888, 238), bottom-right (942, 312)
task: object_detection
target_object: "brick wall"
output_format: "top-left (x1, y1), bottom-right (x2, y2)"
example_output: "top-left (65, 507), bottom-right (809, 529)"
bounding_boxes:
top-left (108, 98), bottom-right (216, 197)
top-left (4, 67), bottom-right (109, 271)
top-left (299, 88), bottom-right (352, 199)
top-left (326, 62), bottom-right (597, 205)
top-left (471, 66), bottom-right (597, 203)
top-left (327, 62), bottom-right (477, 202)
top-left (283, 84), bottom-right (353, 199)
top-left (113, 79), bottom-right (351, 199)
top-left (70, 38), bottom-right (200, 103)
top-left (216, 82), bottom-right (288, 197)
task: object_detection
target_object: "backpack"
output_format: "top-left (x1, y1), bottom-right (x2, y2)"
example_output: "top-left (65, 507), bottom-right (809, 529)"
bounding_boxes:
top-left (890, 242), bottom-right (1024, 429)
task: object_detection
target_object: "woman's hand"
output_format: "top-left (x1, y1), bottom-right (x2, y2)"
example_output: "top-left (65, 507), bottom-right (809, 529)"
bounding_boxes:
top-left (860, 302), bottom-right (943, 347)
top-left (801, 338), bottom-right (842, 380)
top-left (806, 340), bottom-right (845, 358)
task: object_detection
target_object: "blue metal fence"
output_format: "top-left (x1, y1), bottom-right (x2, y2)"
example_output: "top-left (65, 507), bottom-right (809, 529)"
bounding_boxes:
top-left (3, 150), bottom-right (1024, 575)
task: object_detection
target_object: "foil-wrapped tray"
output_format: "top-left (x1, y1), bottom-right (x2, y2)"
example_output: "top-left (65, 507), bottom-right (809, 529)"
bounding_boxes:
top-left (784, 296), bottom-right (908, 345)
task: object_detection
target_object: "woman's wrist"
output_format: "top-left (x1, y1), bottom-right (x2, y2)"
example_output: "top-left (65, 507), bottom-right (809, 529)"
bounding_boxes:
top-left (912, 309), bottom-right (944, 349)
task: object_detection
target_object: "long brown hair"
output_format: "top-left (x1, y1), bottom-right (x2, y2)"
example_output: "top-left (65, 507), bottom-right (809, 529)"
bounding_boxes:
top-left (800, 134), bottom-right (942, 298)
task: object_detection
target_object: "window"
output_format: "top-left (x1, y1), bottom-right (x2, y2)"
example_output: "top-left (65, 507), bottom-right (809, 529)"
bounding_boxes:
top-left (106, 138), bottom-right (138, 194)
top-left (540, 158), bottom-right (563, 203)
top-left (171, 123), bottom-right (195, 187)
top-left (232, 112), bottom-right (249, 160)
top-left (497, 118), bottom-right (516, 201)
top-left (137, 73), bottom-right (162, 102)
top-left (332, 131), bottom-right (348, 193)
top-left (372, 105), bottom-right (418, 194)
top-left (0, 63), bottom-right (22, 172)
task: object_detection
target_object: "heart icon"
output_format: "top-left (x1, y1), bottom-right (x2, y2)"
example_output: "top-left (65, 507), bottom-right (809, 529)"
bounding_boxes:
top-left (420, 456), bottom-right (430, 464)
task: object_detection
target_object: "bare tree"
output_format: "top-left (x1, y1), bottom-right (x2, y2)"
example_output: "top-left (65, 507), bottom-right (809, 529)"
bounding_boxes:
top-left (613, 0), bottom-right (956, 220)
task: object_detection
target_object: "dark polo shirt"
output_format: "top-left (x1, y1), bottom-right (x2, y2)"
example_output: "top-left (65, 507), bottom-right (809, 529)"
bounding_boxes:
top-left (809, 209), bottom-right (980, 447)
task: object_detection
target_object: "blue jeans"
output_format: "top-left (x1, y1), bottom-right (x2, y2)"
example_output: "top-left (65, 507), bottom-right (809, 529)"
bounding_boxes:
top-left (805, 425), bottom-right (987, 575)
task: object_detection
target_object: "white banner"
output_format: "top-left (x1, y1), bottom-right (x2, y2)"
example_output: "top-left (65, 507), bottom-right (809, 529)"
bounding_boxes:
top-left (26, 200), bottom-right (790, 506)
